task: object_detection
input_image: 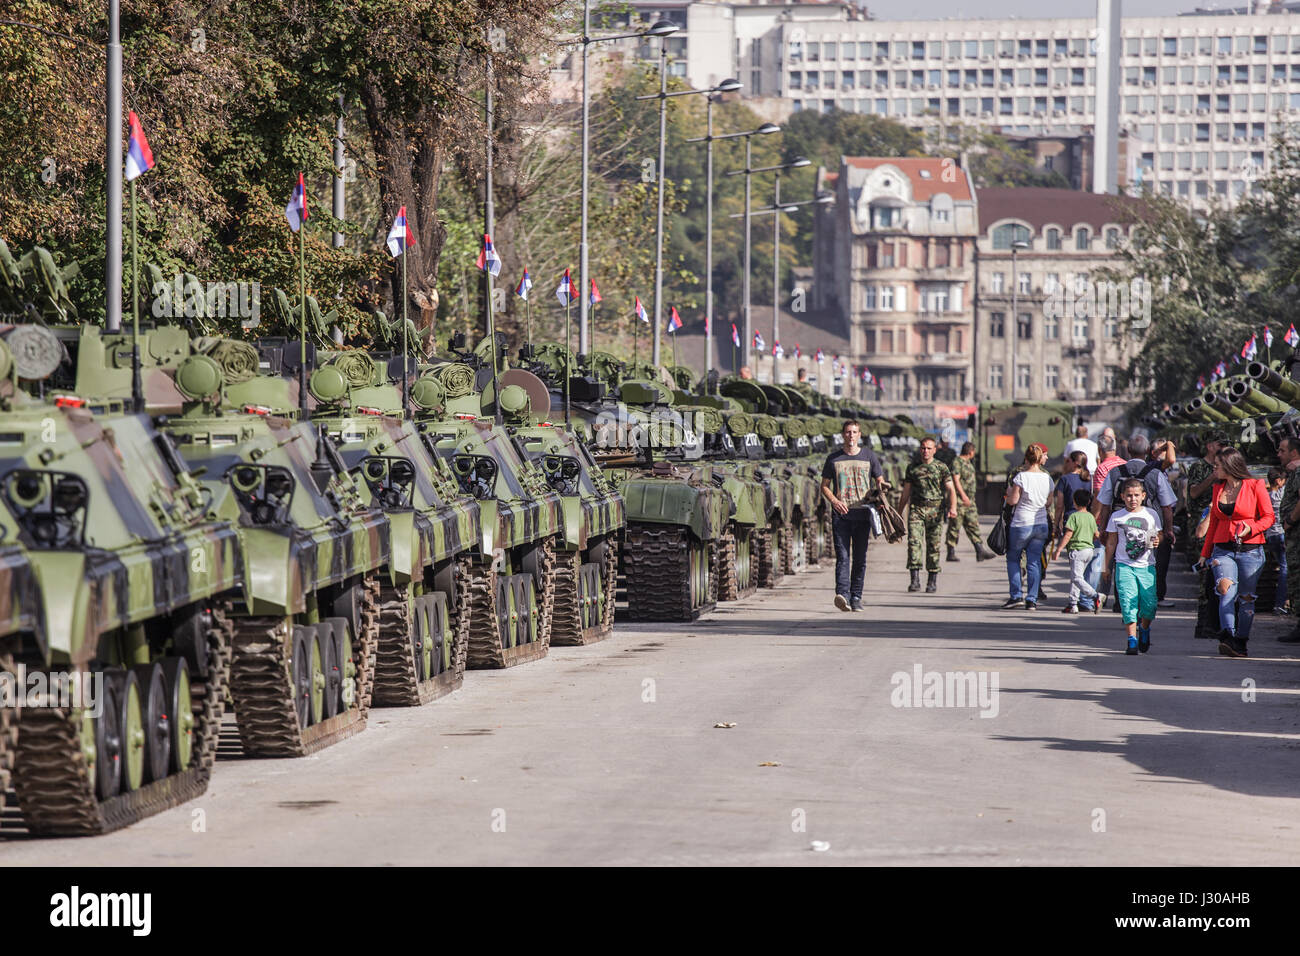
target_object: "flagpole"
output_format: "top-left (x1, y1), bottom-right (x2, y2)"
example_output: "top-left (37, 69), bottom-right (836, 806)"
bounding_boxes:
top-left (525, 294), bottom-right (531, 346)
top-left (299, 214), bottom-right (307, 419)
top-left (672, 328), bottom-right (677, 369)
top-left (401, 246), bottom-right (409, 412)
top-left (634, 312), bottom-right (639, 369)
top-left (564, 298), bottom-right (572, 428)
top-left (130, 177), bottom-right (142, 412)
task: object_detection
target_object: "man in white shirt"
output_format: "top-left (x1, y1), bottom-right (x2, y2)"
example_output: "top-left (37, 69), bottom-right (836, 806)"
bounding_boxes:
top-left (1064, 425), bottom-right (1099, 475)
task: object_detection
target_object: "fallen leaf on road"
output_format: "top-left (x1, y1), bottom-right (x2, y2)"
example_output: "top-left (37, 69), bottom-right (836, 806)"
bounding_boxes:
top-left (714, 721), bottom-right (737, 728)
top-left (758, 761), bottom-right (781, 767)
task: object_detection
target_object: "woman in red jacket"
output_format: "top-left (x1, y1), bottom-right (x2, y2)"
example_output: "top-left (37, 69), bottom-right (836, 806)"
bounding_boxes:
top-left (1199, 447), bottom-right (1275, 658)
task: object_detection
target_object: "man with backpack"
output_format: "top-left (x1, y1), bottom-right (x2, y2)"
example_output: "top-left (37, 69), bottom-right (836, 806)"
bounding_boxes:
top-left (1093, 433), bottom-right (1178, 610)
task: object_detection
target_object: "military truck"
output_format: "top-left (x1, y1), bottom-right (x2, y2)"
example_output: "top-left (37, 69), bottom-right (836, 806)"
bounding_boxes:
top-left (974, 400), bottom-right (1075, 513)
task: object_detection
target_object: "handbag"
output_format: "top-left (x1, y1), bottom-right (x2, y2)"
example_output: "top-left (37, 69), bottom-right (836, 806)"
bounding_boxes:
top-left (986, 506), bottom-right (1010, 556)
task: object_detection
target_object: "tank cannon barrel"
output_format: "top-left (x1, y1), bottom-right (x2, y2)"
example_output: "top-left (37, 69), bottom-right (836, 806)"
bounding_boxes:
top-left (1187, 396), bottom-right (1229, 423)
top-left (1245, 361), bottom-right (1300, 407)
top-left (1200, 388), bottom-right (1247, 420)
top-left (1228, 380), bottom-right (1291, 415)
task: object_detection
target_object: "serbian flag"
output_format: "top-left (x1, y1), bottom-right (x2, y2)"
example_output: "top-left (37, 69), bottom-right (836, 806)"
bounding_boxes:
top-left (793, 343), bottom-right (801, 360)
top-left (590, 278), bottom-right (602, 306)
top-left (476, 235), bottom-right (502, 277)
top-left (1215, 360), bottom-right (1228, 379)
top-left (667, 306), bottom-right (683, 332)
top-left (1265, 325), bottom-right (1274, 348)
top-left (773, 341), bottom-right (783, 358)
top-left (731, 323), bottom-right (740, 347)
top-left (1287, 324), bottom-right (1300, 347)
top-left (634, 297), bottom-right (649, 324)
top-left (1196, 375), bottom-right (1206, 390)
top-left (385, 206), bottom-right (413, 258)
top-left (555, 269), bottom-right (578, 306)
top-left (285, 172), bottom-right (308, 232)
top-left (815, 348), bottom-right (824, 363)
top-left (862, 366), bottom-right (875, 384)
top-left (1242, 334), bottom-right (1257, 362)
top-left (125, 111), bottom-right (155, 181)
top-left (754, 331), bottom-right (765, 352)
top-left (514, 270), bottom-right (533, 300)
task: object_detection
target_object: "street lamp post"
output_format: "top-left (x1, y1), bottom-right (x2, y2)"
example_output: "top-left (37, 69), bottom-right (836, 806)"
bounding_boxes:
top-left (1010, 238), bottom-right (1029, 399)
top-left (680, 79), bottom-right (744, 383)
top-left (572, 13), bottom-right (678, 357)
top-left (731, 185), bottom-right (832, 385)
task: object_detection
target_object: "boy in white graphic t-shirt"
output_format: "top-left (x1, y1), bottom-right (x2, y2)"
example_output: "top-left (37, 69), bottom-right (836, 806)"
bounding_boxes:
top-left (1101, 477), bottom-right (1163, 656)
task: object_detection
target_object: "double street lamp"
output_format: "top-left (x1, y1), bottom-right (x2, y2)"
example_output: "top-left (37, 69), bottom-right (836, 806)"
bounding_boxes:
top-left (1009, 237), bottom-right (1030, 399)
top-left (571, 11), bottom-right (678, 358)
top-left (732, 183), bottom-right (832, 383)
top-left (636, 62), bottom-right (741, 366)
top-left (725, 154), bottom-right (807, 375)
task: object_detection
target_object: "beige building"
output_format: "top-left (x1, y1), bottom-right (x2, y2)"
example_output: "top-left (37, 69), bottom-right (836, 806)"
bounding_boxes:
top-left (814, 156), bottom-right (978, 416)
top-left (972, 187), bottom-right (1143, 420)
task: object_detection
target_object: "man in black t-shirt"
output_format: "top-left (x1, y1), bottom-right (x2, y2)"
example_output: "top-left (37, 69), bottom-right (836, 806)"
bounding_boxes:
top-left (821, 420), bottom-right (885, 611)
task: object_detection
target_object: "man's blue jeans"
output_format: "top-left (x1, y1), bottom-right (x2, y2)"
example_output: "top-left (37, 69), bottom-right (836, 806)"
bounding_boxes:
top-left (833, 512), bottom-right (871, 603)
top-left (1209, 544), bottom-right (1266, 640)
top-left (1006, 522), bottom-right (1049, 601)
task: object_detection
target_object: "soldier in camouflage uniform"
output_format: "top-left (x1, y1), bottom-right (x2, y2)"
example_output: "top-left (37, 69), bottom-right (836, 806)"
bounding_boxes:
top-left (1186, 432), bottom-right (1226, 639)
top-left (899, 437), bottom-right (958, 593)
top-left (1278, 436), bottom-right (1300, 643)
top-left (946, 442), bottom-right (996, 562)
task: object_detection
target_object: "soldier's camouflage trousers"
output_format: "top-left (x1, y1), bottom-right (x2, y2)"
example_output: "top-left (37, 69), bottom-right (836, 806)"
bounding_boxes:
top-left (945, 505), bottom-right (982, 549)
top-left (1287, 530), bottom-right (1300, 617)
top-left (907, 504), bottom-right (944, 572)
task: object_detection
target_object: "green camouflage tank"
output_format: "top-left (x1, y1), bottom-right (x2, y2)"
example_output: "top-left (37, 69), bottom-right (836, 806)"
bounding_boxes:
top-left (0, 328), bottom-right (246, 835)
top-left (65, 324), bottom-right (391, 761)
top-left (281, 345), bottom-right (482, 705)
top-left (411, 344), bottom-right (565, 668)
top-left (538, 347), bottom-right (730, 622)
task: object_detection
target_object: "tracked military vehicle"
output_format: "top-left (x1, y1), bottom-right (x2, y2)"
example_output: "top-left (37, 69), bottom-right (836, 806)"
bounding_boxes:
top-left (528, 345), bottom-right (729, 622)
top-left (0, 327), bottom-right (245, 834)
top-left (266, 344), bottom-right (482, 704)
top-left (65, 324), bottom-right (390, 759)
top-left (410, 342), bottom-right (565, 667)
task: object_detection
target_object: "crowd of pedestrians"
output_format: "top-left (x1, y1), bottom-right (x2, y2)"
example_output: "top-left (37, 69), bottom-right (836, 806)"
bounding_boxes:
top-left (820, 421), bottom-right (1292, 660)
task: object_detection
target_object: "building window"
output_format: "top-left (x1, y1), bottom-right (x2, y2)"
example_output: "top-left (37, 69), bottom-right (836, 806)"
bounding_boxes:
top-left (1017, 313), bottom-right (1032, 339)
top-left (1016, 365), bottom-right (1031, 392)
top-left (879, 244), bottom-right (894, 268)
top-left (1045, 313), bottom-right (1059, 340)
top-left (992, 223), bottom-right (1032, 250)
top-left (1105, 227), bottom-right (1120, 249)
top-left (880, 286), bottom-right (894, 310)
top-left (990, 272), bottom-right (1005, 294)
top-left (863, 285), bottom-right (876, 311)
top-left (990, 312), bottom-right (1005, 338)
top-left (1046, 228), bottom-right (1061, 250)
top-left (989, 364), bottom-right (1004, 390)
top-left (933, 207), bottom-right (950, 223)
top-left (1075, 227), bottom-right (1090, 250)
top-left (1045, 365), bottom-right (1060, 390)
top-left (880, 329), bottom-right (893, 353)
top-left (1072, 316), bottom-right (1090, 342)
top-left (864, 330), bottom-right (875, 353)
top-left (1017, 272), bottom-right (1031, 294)
top-left (1073, 366), bottom-right (1089, 392)
top-left (1044, 272), bottom-right (1059, 294)
top-left (1104, 315), bottom-right (1118, 338)
top-left (1103, 366), bottom-right (1117, 391)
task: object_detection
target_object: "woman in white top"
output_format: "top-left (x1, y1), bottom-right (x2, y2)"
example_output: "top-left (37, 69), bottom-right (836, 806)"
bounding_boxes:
top-left (1001, 444), bottom-right (1054, 609)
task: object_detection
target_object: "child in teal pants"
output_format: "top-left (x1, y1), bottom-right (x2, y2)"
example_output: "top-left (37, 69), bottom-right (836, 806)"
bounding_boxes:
top-left (1101, 477), bottom-right (1163, 655)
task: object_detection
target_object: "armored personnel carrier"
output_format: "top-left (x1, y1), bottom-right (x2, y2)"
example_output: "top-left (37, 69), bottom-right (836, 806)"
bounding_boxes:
top-left (265, 344), bottom-right (482, 704)
top-left (528, 345), bottom-right (729, 622)
top-left (410, 342), bottom-right (565, 667)
top-left (65, 324), bottom-right (390, 759)
top-left (0, 327), bottom-right (245, 834)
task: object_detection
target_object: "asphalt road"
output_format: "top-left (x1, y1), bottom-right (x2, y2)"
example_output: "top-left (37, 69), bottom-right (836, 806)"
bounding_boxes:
top-left (5, 526), bottom-right (1300, 866)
